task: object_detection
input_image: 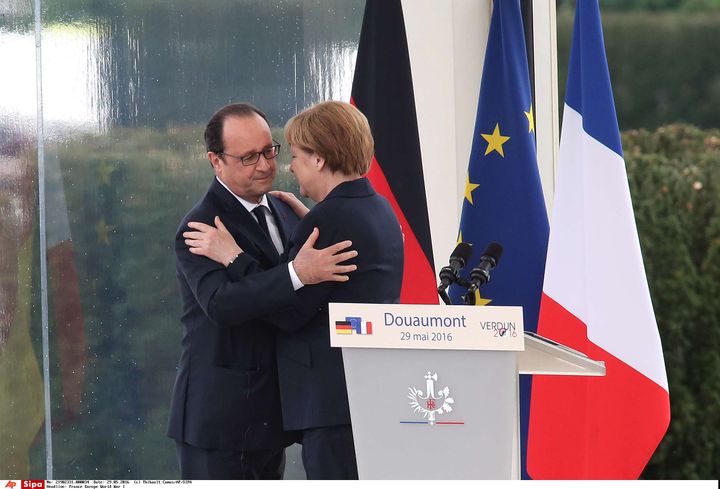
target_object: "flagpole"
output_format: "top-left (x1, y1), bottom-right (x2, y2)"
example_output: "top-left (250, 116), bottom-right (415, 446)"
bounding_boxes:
top-left (532, 0), bottom-right (560, 214)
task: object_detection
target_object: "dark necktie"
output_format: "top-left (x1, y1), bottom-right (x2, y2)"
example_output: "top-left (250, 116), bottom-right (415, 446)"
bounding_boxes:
top-left (252, 206), bottom-right (271, 238)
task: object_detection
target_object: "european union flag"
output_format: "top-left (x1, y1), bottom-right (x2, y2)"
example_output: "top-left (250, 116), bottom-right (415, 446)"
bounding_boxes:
top-left (449, 0), bottom-right (549, 478)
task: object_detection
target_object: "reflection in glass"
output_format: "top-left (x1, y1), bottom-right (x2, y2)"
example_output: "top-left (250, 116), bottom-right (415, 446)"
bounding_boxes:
top-left (1, 0), bottom-right (45, 479)
top-left (0, 27), bottom-right (107, 135)
top-left (0, 131), bottom-right (44, 479)
top-left (2, 0), bottom-right (364, 479)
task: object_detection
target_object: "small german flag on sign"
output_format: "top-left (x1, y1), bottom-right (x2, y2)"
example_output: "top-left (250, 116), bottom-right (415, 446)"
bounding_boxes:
top-left (335, 321), bottom-right (353, 334)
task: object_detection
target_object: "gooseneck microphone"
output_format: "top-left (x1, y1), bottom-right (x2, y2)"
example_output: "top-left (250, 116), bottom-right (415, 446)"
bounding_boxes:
top-left (437, 242), bottom-right (473, 304)
top-left (469, 242), bottom-right (503, 288)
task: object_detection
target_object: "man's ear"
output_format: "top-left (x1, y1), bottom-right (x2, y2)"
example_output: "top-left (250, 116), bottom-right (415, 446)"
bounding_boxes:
top-left (208, 152), bottom-right (222, 171)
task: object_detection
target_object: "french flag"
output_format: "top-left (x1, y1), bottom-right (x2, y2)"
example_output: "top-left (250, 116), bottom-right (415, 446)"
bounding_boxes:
top-left (527, 1), bottom-right (670, 479)
top-left (346, 317), bottom-right (373, 335)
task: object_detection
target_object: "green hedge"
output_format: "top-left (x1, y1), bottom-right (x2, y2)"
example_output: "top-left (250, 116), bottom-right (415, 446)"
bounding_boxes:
top-left (623, 124), bottom-right (720, 479)
top-left (557, 11), bottom-right (720, 131)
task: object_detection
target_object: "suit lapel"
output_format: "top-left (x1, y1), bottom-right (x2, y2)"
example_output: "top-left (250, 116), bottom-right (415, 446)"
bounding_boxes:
top-left (225, 210), bottom-right (280, 266)
top-left (209, 179), bottom-right (281, 267)
top-left (267, 195), bottom-right (294, 249)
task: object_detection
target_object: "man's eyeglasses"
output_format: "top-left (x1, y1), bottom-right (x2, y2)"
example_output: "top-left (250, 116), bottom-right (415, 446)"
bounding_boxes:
top-left (218, 141), bottom-right (281, 166)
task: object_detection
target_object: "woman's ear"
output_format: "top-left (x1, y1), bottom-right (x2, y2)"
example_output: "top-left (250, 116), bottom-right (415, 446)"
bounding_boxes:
top-left (315, 157), bottom-right (326, 170)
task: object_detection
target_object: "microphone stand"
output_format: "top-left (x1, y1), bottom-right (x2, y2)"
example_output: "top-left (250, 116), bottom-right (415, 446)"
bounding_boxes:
top-left (461, 281), bottom-right (477, 306)
top-left (437, 287), bottom-right (451, 306)
top-left (437, 278), bottom-right (477, 306)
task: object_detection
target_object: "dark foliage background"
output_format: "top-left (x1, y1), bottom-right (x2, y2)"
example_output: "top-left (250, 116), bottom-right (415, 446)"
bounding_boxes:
top-left (558, 8), bottom-right (720, 131)
top-left (622, 125), bottom-right (720, 478)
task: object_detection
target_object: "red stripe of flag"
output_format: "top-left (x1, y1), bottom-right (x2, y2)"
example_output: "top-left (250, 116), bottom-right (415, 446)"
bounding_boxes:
top-left (350, 0), bottom-right (437, 304)
top-left (362, 152), bottom-right (437, 304)
top-left (528, 294), bottom-right (670, 479)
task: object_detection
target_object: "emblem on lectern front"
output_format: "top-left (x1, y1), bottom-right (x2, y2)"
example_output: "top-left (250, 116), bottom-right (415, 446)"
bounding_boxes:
top-left (407, 371), bottom-right (457, 425)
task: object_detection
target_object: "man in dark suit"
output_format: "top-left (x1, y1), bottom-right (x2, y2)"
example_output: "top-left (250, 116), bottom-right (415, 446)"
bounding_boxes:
top-left (167, 103), bottom-right (358, 480)
top-left (185, 101), bottom-right (404, 479)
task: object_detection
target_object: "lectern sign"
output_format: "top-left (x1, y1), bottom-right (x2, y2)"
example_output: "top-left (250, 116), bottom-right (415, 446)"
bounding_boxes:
top-left (329, 303), bottom-right (524, 351)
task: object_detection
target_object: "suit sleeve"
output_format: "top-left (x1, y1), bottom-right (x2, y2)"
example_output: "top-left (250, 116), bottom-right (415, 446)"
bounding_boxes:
top-left (257, 212), bottom-right (344, 332)
top-left (262, 281), bottom-right (335, 332)
top-left (175, 230), bottom-right (297, 327)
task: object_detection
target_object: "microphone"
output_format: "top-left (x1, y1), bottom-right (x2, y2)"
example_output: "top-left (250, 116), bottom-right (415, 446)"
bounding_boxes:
top-left (438, 242), bottom-right (473, 290)
top-left (469, 242), bottom-right (503, 288)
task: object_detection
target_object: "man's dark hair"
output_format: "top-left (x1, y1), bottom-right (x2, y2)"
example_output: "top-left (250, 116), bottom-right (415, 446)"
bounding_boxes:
top-left (204, 103), bottom-right (269, 154)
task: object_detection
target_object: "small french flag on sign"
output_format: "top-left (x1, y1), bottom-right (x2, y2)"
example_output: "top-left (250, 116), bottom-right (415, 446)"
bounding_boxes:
top-left (361, 321), bottom-right (373, 335)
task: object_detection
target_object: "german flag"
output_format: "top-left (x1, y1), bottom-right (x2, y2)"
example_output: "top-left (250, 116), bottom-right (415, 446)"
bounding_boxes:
top-left (335, 321), bottom-right (353, 334)
top-left (351, 0), bottom-right (436, 304)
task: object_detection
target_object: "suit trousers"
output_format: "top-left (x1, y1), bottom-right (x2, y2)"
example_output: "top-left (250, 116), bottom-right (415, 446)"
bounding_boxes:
top-left (300, 425), bottom-right (358, 480)
top-left (176, 441), bottom-right (286, 480)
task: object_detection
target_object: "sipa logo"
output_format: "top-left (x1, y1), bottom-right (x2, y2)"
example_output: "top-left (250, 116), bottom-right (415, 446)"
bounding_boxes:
top-left (22, 482), bottom-right (44, 489)
top-left (6, 483), bottom-right (17, 489)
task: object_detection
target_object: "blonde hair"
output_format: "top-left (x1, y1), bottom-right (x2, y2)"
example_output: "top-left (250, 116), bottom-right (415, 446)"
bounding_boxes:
top-left (284, 101), bottom-right (374, 175)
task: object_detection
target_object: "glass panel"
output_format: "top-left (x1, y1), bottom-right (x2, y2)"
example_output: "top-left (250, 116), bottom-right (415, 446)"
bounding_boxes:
top-left (0, 0), bottom-right (47, 480)
top-left (3, 0), bottom-right (364, 479)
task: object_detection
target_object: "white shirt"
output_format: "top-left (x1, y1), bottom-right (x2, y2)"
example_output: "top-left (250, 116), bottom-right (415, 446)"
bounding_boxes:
top-left (216, 177), bottom-right (304, 290)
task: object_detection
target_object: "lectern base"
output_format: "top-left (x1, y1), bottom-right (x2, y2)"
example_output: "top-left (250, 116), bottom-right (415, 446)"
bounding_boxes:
top-left (342, 348), bottom-right (518, 479)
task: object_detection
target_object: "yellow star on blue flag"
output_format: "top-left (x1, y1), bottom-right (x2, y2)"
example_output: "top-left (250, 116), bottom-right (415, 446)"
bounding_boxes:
top-left (464, 174), bottom-right (480, 204)
top-left (525, 105), bottom-right (535, 133)
top-left (482, 123), bottom-right (510, 157)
